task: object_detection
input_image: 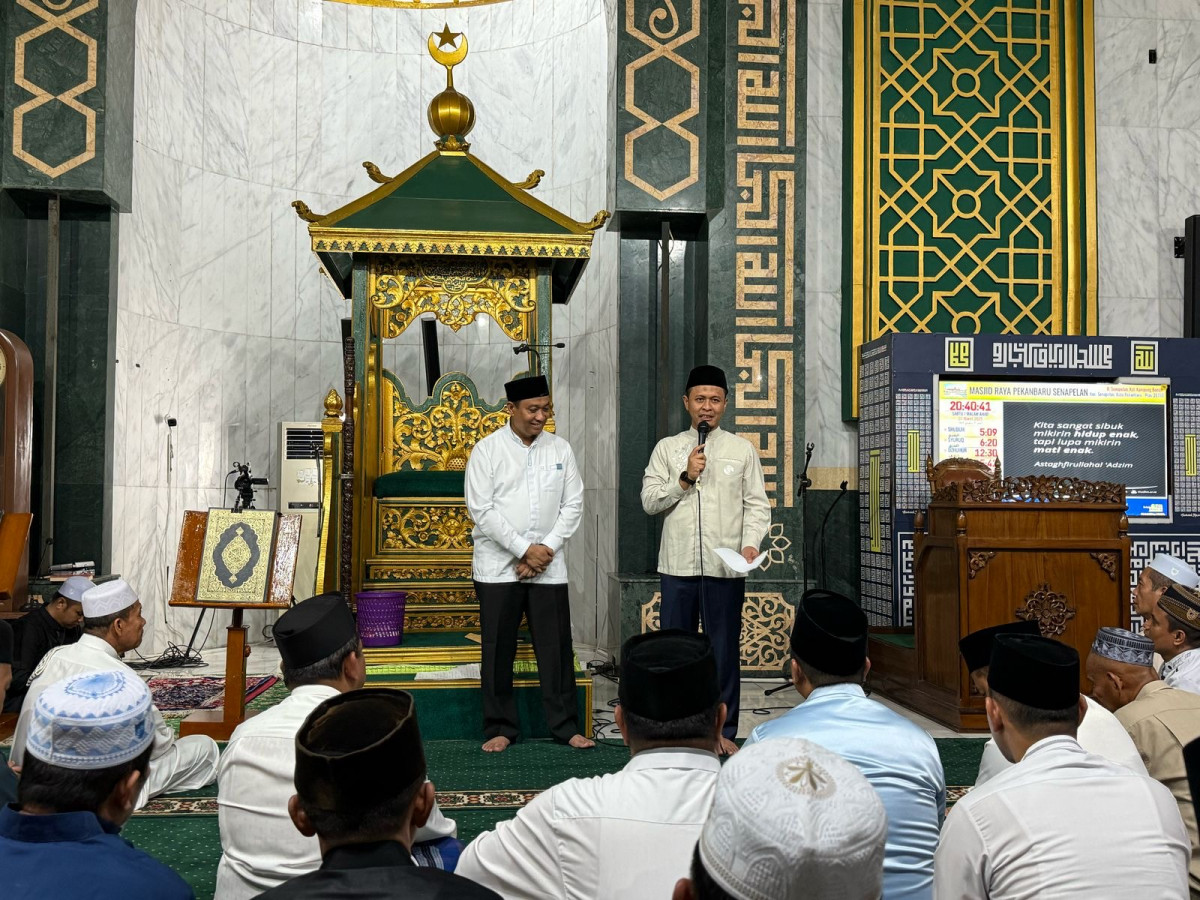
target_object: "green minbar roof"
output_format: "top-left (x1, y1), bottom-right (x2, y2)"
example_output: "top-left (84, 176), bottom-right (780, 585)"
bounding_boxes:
top-left (302, 149), bottom-right (605, 301)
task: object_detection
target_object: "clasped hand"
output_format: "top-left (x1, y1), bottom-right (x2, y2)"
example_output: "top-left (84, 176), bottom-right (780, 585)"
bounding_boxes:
top-left (517, 543), bottom-right (554, 579)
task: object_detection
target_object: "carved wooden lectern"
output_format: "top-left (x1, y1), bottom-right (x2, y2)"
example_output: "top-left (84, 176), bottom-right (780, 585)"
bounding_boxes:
top-left (912, 472), bottom-right (1131, 730)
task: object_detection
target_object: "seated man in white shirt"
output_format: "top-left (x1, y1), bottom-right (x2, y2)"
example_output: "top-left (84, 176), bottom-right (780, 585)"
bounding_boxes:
top-left (1147, 581), bottom-right (1200, 695)
top-left (456, 630), bottom-right (725, 899)
top-left (10, 579), bottom-right (218, 807)
top-left (934, 634), bottom-right (1190, 900)
top-left (959, 621), bottom-right (1146, 784)
top-left (215, 594), bottom-right (458, 899)
top-left (673, 738), bottom-right (887, 900)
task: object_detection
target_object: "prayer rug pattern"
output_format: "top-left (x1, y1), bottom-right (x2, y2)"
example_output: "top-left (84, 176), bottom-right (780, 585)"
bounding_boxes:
top-left (148, 675), bottom-right (278, 711)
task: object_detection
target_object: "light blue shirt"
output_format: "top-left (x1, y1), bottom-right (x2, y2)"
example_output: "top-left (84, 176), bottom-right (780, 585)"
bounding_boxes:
top-left (746, 683), bottom-right (946, 900)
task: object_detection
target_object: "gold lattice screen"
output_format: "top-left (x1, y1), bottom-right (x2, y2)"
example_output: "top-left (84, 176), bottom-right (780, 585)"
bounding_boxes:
top-left (844, 0), bottom-right (1097, 417)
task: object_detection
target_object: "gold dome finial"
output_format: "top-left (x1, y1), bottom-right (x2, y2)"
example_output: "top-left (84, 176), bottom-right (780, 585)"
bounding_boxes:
top-left (427, 26), bottom-right (475, 152)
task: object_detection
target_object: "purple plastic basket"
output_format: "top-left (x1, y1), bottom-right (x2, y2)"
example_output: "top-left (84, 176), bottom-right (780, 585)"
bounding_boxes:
top-left (355, 590), bottom-right (407, 648)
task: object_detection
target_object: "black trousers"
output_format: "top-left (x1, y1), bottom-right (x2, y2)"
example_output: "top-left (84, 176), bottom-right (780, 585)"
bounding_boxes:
top-left (476, 580), bottom-right (580, 743)
top-left (659, 574), bottom-right (745, 739)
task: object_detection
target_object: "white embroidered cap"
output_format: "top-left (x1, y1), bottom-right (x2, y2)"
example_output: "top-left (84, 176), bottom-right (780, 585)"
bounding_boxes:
top-left (56, 576), bottom-right (94, 604)
top-left (1149, 554), bottom-right (1200, 590)
top-left (81, 578), bottom-right (139, 619)
top-left (27, 670), bottom-right (155, 769)
top-left (698, 738), bottom-right (887, 900)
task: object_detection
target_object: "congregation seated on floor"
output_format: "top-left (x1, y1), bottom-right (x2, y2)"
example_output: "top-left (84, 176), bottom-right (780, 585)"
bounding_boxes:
top-left (8, 566), bottom-right (1200, 898)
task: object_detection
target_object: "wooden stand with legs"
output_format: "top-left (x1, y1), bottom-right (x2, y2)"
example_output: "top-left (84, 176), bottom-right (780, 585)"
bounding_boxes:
top-left (169, 510), bottom-right (301, 740)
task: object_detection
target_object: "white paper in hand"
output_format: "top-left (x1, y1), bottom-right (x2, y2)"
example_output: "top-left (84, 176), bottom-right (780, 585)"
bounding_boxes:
top-left (714, 547), bottom-right (768, 574)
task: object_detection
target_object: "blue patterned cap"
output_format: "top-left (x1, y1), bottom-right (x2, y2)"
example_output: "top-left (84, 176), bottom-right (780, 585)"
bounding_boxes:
top-left (1090, 627), bottom-right (1154, 668)
top-left (27, 670), bottom-right (155, 769)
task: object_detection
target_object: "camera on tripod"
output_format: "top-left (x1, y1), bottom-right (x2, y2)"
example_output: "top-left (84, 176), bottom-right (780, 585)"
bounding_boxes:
top-left (231, 462), bottom-right (268, 512)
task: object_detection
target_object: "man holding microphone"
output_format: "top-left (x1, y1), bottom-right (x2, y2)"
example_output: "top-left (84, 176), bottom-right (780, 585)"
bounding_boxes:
top-left (641, 365), bottom-right (771, 754)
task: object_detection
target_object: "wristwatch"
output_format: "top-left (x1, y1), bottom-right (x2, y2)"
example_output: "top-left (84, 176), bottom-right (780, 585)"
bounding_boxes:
top-left (680, 470), bottom-right (697, 485)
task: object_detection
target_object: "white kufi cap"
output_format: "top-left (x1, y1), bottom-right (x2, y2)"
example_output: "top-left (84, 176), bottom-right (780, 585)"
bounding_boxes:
top-left (699, 738), bottom-right (887, 900)
top-left (27, 670), bottom-right (155, 769)
top-left (56, 575), bottom-right (94, 604)
top-left (81, 578), bottom-right (138, 619)
top-left (1149, 554), bottom-right (1200, 589)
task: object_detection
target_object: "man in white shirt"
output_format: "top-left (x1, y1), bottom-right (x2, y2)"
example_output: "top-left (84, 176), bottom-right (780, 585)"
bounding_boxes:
top-left (959, 621), bottom-right (1147, 785)
top-left (10, 579), bottom-right (219, 808)
top-left (640, 364), bottom-right (771, 754)
top-left (935, 634), bottom-right (1189, 899)
top-left (464, 374), bottom-right (590, 752)
top-left (215, 593), bottom-right (459, 899)
top-left (1134, 553), bottom-right (1200, 624)
top-left (457, 630), bottom-right (725, 899)
top-left (1086, 626), bottom-right (1200, 896)
top-left (1147, 581), bottom-right (1200, 695)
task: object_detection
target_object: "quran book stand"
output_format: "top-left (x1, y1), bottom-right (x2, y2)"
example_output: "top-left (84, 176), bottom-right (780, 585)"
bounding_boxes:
top-left (169, 510), bottom-right (300, 740)
top-left (911, 476), bottom-right (1130, 731)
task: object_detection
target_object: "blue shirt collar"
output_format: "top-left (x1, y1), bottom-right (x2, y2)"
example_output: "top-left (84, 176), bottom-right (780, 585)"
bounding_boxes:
top-left (0, 805), bottom-right (120, 842)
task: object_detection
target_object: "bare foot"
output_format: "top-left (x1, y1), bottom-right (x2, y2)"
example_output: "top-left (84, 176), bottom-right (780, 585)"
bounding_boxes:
top-left (567, 734), bottom-right (596, 749)
top-left (482, 736), bottom-right (511, 753)
top-left (717, 736), bottom-right (739, 757)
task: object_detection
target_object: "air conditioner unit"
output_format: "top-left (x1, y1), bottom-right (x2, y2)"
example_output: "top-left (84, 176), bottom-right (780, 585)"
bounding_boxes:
top-left (279, 422), bottom-right (322, 602)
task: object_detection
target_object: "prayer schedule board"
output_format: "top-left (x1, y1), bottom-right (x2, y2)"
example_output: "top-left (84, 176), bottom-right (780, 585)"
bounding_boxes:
top-left (937, 381), bottom-right (1169, 516)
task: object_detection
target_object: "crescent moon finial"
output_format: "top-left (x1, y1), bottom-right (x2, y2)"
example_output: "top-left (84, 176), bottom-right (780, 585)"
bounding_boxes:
top-left (428, 26), bottom-right (468, 70)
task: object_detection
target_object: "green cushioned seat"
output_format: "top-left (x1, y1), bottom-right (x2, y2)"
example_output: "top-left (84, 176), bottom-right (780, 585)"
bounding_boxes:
top-left (374, 469), bottom-right (466, 498)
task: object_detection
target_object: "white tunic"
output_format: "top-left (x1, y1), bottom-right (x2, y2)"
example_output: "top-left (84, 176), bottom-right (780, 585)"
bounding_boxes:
top-left (215, 683), bottom-right (458, 900)
top-left (464, 426), bottom-right (583, 584)
top-left (456, 747), bottom-right (721, 899)
top-left (640, 426), bottom-right (771, 578)
top-left (974, 695), bottom-right (1147, 786)
top-left (935, 735), bottom-right (1190, 899)
top-left (11, 634), bottom-right (218, 807)
top-left (1162, 647), bottom-right (1200, 695)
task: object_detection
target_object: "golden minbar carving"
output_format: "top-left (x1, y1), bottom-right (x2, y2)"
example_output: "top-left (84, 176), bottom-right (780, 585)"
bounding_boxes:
top-left (371, 258), bottom-right (537, 342)
top-left (291, 200), bottom-right (323, 222)
top-left (386, 375), bottom-right (509, 473)
top-left (363, 161), bottom-right (393, 184)
top-left (368, 564), bottom-right (471, 582)
top-left (967, 551), bottom-right (996, 579)
top-left (312, 233), bottom-right (594, 259)
top-left (512, 169), bottom-right (544, 190)
top-left (323, 388), bottom-right (343, 418)
top-left (641, 592), bottom-right (793, 675)
top-left (1090, 551), bottom-right (1119, 581)
top-left (1016, 584), bottom-right (1076, 636)
top-left (381, 505), bottom-right (474, 551)
top-left (404, 612), bottom-right (481, 632)
top-left (932, 477), bottom-right (1125, 505)
top-left (582, 210), bottom-right (612, 231)
top-left (324, 0), bottom-right (511, 7)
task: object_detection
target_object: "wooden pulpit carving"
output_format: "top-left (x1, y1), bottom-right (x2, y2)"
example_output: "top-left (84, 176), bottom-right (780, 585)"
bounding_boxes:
top-left (0, 330), bottom-right (34, 611)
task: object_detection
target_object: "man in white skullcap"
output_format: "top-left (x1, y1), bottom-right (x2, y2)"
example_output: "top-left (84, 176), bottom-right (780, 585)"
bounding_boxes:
top-left (1148, 581), bottom-right (1200, 696)
top-left (1136, 553), bottom-right (1200, 624)
top-left (9, 578), bottom-right (219, 807)
top-left (672, 737), bottom-right (887, 900)
top-left (0, 670), bottom-right (193, 898)
top-left (5, 574), bottom-right (88, 712)
top-left (1087, 626), bottom-right (1200, 896)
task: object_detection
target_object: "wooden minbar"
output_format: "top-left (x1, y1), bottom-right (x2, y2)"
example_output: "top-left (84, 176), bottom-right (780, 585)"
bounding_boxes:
top-left (169, 510), bottom-right (300, 740)
top-left (910, 471), bottom-right (1130, 730)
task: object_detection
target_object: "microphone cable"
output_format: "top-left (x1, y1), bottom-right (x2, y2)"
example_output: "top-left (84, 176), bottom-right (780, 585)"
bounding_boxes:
top-left (695, 422), bottom-right (712, 629)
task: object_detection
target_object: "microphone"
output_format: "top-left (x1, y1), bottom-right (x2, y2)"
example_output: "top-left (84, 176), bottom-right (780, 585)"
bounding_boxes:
top-left (697, 421), bottom-right (711, 445)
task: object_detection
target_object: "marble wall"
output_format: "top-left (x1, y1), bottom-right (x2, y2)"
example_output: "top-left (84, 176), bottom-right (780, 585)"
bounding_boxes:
top-left (116, 0), bottom-right (617, 653)
top-left (1094, 0), bottom-right (1200, 337)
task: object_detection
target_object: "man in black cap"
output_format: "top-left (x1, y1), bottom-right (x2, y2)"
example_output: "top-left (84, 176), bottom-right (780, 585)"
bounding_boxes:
top-left (216, 594), bottom-right (457, 898)
top-left (259, 689), bottom-right (498, 899)
top-left (935, 634), bottom-right (1190, 899)
top-left (5, 575), bottom-right (87, 712)
top-left (464, 373), bottom-right (591, 752)
top-left (745, 589), bottom-right (943, 899)
top-left (457, 630), bottom-right (725, 899)
top-left (640, 364), bottom-right (771, 754)
top-left (960, 621), bottom-right (1145, 786)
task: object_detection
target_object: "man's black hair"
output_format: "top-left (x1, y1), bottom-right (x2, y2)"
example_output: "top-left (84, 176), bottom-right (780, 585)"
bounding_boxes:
top-left (18, 745), bottom-right (152, 814)
top-left (621, 700), bottom-right (721, 744)
top-left (282, 635), bottom-right (361, 689)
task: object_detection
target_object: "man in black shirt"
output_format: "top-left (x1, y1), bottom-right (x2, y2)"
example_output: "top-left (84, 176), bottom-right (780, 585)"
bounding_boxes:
top-left (5, 576), bottom-right (88, 712)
